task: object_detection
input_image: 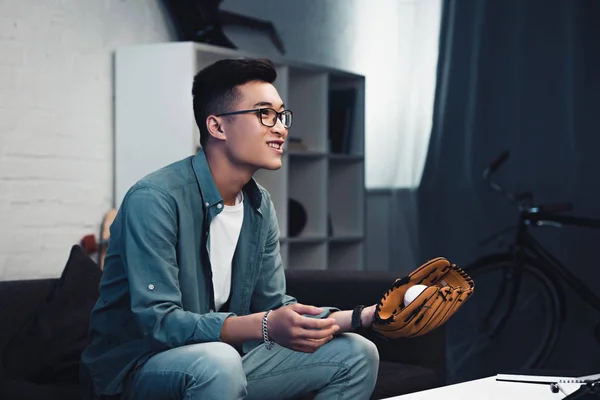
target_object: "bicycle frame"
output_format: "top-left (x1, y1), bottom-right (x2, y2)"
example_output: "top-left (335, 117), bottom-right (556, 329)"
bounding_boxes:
top-left (455, 150), bottom-right (600, 372)
top-left (481, 150), bottom-right (600, 315)
top-left (511, 211), bottom-right (600, 314)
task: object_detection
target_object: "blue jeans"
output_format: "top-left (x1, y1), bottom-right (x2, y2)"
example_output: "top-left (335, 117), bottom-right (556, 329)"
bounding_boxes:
top-left (122, 333), bottom-right (379, 400)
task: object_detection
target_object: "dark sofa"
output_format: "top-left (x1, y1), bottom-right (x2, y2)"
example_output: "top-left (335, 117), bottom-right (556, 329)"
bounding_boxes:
top-left (0, 246), bottom-right (445, 400)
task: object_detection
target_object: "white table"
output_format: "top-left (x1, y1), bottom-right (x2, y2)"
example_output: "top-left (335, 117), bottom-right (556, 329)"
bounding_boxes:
top-left (383, 376), bottom-right (566, 400)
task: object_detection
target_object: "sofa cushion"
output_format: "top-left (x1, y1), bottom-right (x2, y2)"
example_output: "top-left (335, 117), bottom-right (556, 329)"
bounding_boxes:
top-left (372, 361), bottom-right (441, 399)
top-left (2, 245), bottom-right (102, 384)
top-left (0, 379), bottom-right (80, 400)
top-left (0, 279), bottom-right (57, 380)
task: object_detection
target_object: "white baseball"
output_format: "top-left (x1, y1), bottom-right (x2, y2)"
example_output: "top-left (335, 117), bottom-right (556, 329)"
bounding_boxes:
top-left (404, 284), bottom-right (429, 307)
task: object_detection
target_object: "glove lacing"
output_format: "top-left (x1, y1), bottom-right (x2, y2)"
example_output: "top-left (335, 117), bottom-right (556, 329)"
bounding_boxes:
top-left (374, 276), bottom-right (409, 324)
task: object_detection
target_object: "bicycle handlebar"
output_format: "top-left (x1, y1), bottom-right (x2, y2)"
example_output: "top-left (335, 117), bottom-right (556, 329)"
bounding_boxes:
top-left (484, 150), bottom-right (510, 179)
top-left (482, 151), bottom-right (600, 232)
top-left (535, 202), bottom-right (574, 213)
top-left (483, 150), bottom-right (518, 203)
top-left (528, 212), bottom-right (600, 229)
top-left (483, 151), bottom-right (575, 214)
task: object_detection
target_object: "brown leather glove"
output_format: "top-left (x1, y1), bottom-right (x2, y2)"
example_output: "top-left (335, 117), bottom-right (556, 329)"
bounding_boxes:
top-left (371, 257), bottom-right (474, 339)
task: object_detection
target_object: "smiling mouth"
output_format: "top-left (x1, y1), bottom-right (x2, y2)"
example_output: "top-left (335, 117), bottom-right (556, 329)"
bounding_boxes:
top-left (267, 142), bottom-right (283, 150)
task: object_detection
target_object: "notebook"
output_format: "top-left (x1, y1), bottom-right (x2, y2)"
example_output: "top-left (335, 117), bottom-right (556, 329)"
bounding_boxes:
top-left (556, 373), bottom-right (600, 396)
top-left (496, 373), bottom-right (574, 385)
top-left (495, 370), bottom-right (600, 385)
top-left (557, 373), bottom-right (600, 383)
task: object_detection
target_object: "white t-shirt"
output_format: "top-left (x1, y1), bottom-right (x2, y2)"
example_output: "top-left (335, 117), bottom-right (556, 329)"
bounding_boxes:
top-left (209, 191), bottom-right (244, 311)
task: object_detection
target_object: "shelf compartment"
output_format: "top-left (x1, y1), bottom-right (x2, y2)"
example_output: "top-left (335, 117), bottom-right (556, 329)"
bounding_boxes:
top-left (328, 235), bottom-right (363, 243)
top-left (328, 73), bottom-right (365, 156)
top-left (328, 241), bottom-right (364, 271)
top-left (287, 241), bottom-right (327, 270)
top-left (288, 157), bottom-right (327, 238)
top-left (287, 69), bottom-right (328, 153)
top-left (328, 160), bottom-right (364, 237)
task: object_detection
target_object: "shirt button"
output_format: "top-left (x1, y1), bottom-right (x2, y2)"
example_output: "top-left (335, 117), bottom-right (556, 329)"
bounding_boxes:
top-left (148, 284), bottom-right (155, 290)
top-left (205, 202), bottom-right (209, 207)
top-left (217, 203), bottom-right (223, 209)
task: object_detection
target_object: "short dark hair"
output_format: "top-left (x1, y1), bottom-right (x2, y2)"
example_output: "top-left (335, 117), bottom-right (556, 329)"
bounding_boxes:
top-left (192, 58), bottom-right (277, 147)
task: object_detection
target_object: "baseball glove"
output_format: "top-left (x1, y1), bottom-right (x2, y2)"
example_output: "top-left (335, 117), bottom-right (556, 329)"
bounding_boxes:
top-left (371, 257), bottom-right (474, 339)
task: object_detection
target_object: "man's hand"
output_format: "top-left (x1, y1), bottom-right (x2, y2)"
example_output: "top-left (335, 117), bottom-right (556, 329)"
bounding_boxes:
top-left (267, 303), bottom-right (340, 353)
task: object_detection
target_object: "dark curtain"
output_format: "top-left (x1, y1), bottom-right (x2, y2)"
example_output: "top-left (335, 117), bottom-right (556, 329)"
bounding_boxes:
top-left (417, 0), bottom-right (600, 382)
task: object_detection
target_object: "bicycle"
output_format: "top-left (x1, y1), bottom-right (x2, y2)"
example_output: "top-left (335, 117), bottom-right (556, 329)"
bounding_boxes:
top-left (446, 151), bottom-right (600, 383)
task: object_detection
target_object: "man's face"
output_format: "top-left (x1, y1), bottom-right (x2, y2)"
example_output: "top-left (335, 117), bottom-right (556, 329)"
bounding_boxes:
top-left (218, 81), bottom-right (288, 171)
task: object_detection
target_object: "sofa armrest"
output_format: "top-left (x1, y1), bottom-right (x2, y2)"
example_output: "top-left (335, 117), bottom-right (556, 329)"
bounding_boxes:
top-left (0, 279), bottom-right (58, 380)
top-left (284, 269), bottom-right (446, 383)
top-left (0, 280), bottom-right (57, 350)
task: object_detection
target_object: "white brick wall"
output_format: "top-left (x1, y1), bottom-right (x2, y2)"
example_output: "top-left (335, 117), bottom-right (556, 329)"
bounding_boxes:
top-left (0, 0), bottom-right (174, 280)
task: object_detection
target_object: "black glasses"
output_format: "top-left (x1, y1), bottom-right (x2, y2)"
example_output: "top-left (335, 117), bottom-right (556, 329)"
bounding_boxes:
top-left (216, 108), bottom-right (293, 129)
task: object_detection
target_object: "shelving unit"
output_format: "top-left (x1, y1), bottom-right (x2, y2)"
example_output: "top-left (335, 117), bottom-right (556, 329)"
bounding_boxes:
top-left (115, 41), bottom-right (365, 270)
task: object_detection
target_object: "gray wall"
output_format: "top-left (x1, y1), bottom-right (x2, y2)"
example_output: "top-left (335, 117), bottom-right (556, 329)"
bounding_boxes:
top-left (366, 190), bottom-right (419, 274)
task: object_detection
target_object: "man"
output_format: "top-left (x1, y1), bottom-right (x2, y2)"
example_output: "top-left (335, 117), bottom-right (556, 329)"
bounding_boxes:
top-left (81, 58), bottom-right (379, 400)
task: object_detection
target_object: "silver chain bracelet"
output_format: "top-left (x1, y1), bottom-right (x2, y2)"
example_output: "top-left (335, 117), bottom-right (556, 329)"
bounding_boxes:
top-left (262, 310), bottom-right (275, 350)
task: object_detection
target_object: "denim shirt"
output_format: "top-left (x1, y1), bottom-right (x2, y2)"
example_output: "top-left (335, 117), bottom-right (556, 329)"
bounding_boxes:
top-left (81, 150), bottom-right (336, 396)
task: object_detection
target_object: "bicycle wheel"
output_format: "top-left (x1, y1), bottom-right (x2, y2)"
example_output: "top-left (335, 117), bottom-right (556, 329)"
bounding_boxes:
top-left (445, 253), bottom-right (562, 383)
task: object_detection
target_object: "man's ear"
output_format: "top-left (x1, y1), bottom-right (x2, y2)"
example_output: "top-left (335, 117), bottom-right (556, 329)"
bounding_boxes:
top-left (206, 115), bottom-right (226, 141)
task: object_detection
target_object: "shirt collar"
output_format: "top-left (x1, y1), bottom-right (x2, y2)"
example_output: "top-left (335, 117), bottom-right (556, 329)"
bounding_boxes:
top-left (192, 148), bottom-right (263, 210)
